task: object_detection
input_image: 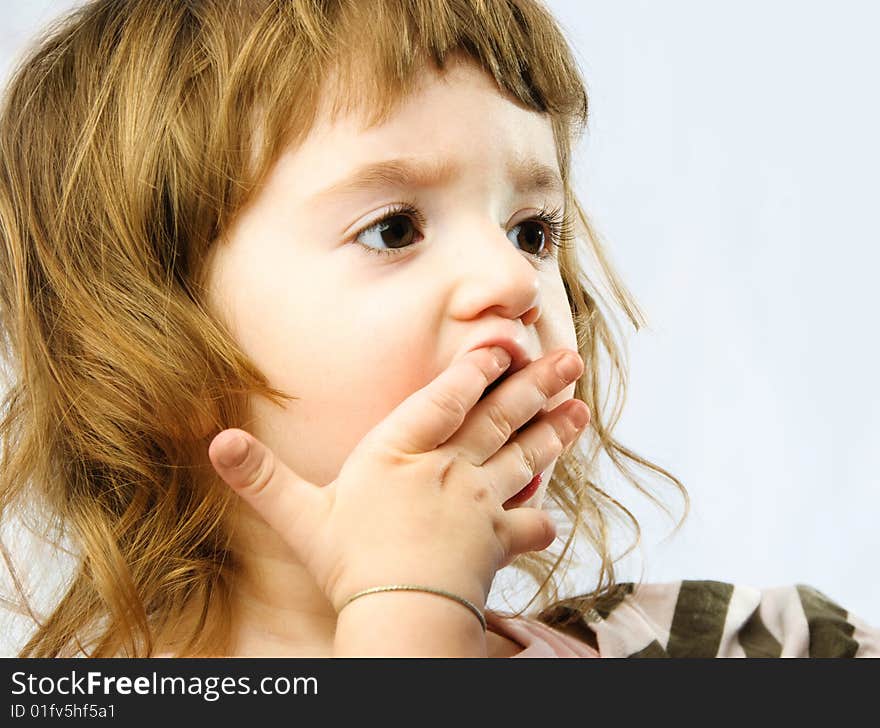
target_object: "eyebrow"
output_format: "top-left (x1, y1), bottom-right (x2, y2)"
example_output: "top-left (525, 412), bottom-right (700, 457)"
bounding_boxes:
top-left (309, 154), bottom-right (565, 204)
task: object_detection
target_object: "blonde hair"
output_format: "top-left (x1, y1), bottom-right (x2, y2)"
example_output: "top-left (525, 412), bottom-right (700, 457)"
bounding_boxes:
top-left (0, 0), bottom-right (687, 657)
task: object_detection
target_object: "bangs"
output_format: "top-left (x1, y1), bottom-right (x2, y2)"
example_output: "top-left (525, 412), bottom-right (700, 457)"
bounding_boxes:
top-left (250, 0), bottom-right (587, 169)
top-left (318, 0), bottom-right (587, 131)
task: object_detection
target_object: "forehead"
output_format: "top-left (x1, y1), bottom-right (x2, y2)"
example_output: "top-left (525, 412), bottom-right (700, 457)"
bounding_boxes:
top-left (282, 57), bottom-right (562, 195)
top-left (327, 56), bottom-right (553, 143)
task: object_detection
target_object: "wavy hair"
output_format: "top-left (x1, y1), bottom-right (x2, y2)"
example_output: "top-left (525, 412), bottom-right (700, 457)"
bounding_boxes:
top-left (0, 0), bottom-right (687, 656)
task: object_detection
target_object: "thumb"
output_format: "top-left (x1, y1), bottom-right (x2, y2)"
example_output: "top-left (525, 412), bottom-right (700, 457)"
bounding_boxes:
top-left (362, 346), bottom-right (511, 455)
top-left (208, 428), bottom-right (328, 549)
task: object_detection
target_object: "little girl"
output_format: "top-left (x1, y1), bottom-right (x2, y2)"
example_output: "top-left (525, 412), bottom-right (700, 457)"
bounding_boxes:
top-left (0, 0), bottom-right (876, 657)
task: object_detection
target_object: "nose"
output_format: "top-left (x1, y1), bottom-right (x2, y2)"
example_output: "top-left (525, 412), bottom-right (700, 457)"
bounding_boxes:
top-left (446, 218), bottom-right (543, 325)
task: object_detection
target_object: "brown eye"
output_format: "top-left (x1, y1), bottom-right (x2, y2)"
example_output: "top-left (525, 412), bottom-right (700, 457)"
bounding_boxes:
top-left (354, 203), bottom-right (425, 256)
top-left (510, 206), bottom-right (573, 259)
top-left (509, 220), bottom-right (547, 256)
top-left (369, 215), bottom-right (417, 249)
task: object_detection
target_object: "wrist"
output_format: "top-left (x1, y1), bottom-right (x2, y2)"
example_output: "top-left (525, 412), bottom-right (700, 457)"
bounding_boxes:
top-left (333, 588), bottom-right (489, 657)
top-left (339, 584), bottom-right (487, 632)
top-left (331, 573), bottom-right (488, 616)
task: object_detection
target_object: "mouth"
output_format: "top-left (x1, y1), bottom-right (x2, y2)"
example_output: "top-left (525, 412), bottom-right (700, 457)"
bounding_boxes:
top-left (503, 472), bottom-right (542, 508)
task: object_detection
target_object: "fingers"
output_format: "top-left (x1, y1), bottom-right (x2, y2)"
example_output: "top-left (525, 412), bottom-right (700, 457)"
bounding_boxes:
top-left (446, 348), bottom-right (585, 464)
top-left (499, 507), bottom-right (558, 565)
top-left (363, 346), bottom-right (513, 455)
top-left (484, 398), bottom-right (590, 504)
top-left (208, 428), bottom-right (328, 550)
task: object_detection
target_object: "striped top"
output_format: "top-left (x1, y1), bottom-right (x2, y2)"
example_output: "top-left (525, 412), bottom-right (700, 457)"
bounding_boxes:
top-left (488, 580), bottom-right (879, 658)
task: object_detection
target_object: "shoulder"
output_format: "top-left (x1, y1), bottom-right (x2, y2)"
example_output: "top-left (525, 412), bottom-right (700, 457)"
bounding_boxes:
top-left (538, 580), bottom-right (880, 658)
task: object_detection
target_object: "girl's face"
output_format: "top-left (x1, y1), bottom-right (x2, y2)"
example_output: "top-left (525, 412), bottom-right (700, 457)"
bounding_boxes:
top-left (204, 57), bottom-right (578, 509)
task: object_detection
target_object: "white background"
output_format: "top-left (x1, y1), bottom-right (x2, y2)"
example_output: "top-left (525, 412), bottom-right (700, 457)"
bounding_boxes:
top-left (1, 1), bottom-right (876, 644)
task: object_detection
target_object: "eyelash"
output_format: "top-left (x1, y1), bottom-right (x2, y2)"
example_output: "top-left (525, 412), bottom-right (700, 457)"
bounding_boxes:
top-left (352, 199), bottom-right (577, 259)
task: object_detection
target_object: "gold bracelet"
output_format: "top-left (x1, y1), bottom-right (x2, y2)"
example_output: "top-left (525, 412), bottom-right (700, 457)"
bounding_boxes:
top-left (339, 584), bottom-right (487, 633)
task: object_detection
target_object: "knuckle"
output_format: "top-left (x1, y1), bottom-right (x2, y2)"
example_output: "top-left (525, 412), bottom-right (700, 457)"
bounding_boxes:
top-left (510, 441), bottom-right (537, 481)
top-left (471, 484), bottom-right (490, 504)
top-left (482, 400), bottom-right (513, 442)
top-left (244, 450), bottom-right (277, 497)
top-left (536, 376), bottom-right (557, 401)
top-left (378, 447), bottom-right (418, 470)
top-left (430, 388), bottom-right (468, 423)
top-left (538, 513), bottom-right (557, 547)
top-left (549, 425), bottom-right (567, 453)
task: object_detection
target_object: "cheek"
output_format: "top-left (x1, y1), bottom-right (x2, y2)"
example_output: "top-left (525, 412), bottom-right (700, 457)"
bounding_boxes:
top-left (258, 343), bottom-right (434, 487)
top-left (303, 324), bottom-right (437, 433)
top-left (545, 273), bottom-right (578, 340)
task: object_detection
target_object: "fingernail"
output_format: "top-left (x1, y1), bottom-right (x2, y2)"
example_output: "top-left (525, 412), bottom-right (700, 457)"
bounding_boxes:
top-left (555, 352), bottom-right (581, 381)
top-left (218, 433), bottom-right (249, 468)
top-left (568, 403), bottom-right (590, 429)
top-left (490, 346), bottom-right (512, 370)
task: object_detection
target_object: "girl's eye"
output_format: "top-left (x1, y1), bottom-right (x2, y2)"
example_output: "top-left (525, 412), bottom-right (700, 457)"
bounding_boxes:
top-left (353, 202), bottom-right (576, 258)
top-left (354, 203), bottom-right (425, 256)
top-left (512, 204), bottom-right (577, 259)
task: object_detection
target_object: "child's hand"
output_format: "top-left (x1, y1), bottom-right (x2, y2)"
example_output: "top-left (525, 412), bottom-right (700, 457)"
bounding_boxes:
top-left (208, 346), bottom-right (589, 615)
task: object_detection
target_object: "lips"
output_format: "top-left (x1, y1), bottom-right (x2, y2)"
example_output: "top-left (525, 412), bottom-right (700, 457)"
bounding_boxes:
top-left (504, 472), bottom-right (542, 508)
